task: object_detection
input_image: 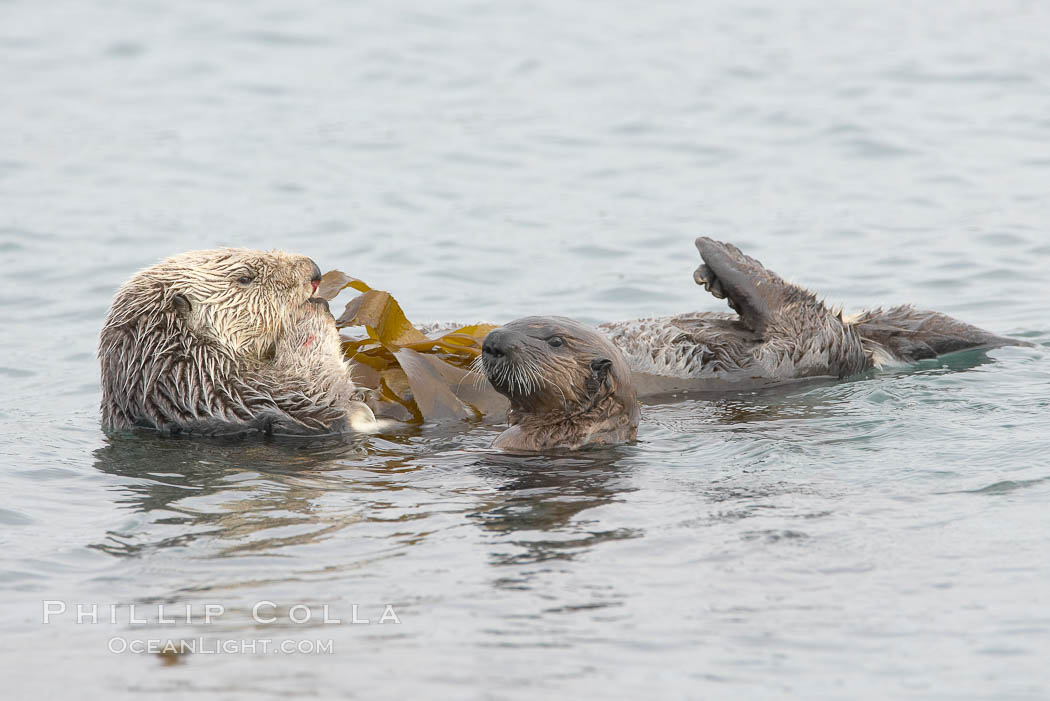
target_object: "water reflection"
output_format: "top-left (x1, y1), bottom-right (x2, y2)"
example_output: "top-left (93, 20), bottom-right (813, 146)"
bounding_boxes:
top-left (91, 431), bottom-right (642, 570)
top-left (90, 434), bottom-right (379, 557)
top-left (468, 451), bottom-right (640, 567)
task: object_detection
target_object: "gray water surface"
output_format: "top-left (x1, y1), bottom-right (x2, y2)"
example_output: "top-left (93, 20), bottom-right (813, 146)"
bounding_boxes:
top-left (2, 1), bottom-right (1050, 698)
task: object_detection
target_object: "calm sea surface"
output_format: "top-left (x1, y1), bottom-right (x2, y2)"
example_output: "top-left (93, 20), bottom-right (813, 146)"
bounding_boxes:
top-left (2, 1), bottom-right (1050, 698)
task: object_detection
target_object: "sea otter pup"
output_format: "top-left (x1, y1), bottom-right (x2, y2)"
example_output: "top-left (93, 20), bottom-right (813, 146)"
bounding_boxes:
top-left (481, 317), bottom-right (640, 452)
top-left (99, 249), bottom-right (376, 436)
top-left (601, 237), bottom-right (1028, 391)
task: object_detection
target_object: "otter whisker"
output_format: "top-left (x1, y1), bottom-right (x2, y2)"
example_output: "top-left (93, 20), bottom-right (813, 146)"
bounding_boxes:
top-left (507, 364), bottom-right (526, 396)
top-left (467, 355), bottom-right (490, 390)
top-left (524, 359), bottom-right (545, 397)
top-left (517, 356), bottom-right (553, 402)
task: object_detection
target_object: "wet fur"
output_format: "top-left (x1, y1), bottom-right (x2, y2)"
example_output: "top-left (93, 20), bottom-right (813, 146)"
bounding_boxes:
top-left (846, 305), bottom-right (1022, 366)
top-left (601, 238), bottom-right (1027, 388)
top-left (482, 317), bottom-right (640, 452)
top-left (99, 249), bottom-right (373, 436)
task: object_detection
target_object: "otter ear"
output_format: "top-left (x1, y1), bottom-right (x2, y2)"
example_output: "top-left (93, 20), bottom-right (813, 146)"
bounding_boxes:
top-left (171, 293), bottom-right (192, 316)
top-left (588, 357), bottom-right (613, 394)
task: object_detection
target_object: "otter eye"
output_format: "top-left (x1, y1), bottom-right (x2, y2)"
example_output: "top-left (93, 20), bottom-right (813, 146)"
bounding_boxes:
top-left (547, 336), bottom-right (564, 348)
top-left (236, 275), bottom-right (255, 286)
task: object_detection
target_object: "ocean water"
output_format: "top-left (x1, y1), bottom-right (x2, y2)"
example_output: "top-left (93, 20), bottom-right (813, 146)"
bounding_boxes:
top-left (2, 0), bottom-right (1050, 698)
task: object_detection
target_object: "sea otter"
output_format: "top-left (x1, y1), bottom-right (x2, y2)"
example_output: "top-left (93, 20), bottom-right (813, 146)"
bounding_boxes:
top-left (474, 237), bottom-right (1026, 449)
top-left (600, 237), bottom-right (1029, 393)
top-left (480, 316), bottom-right (640, 452)
top-left (99, 248), bottom-right (376, 436)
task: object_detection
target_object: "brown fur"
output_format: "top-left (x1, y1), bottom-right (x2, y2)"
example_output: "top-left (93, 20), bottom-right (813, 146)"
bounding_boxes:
top-left (99, 248), bottom-right (374, 436)
top-left (847, 304), bottom-right (1026, 366)
top-left (481, 316), bottom-right (640, 452)
top-left (601, 238), bottom-right (1028, 391)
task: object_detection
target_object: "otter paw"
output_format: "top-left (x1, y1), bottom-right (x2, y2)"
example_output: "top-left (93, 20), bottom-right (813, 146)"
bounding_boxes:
top-left (693, 264), bottom-right (727, 299)
top-left (693, 236), bottom-right (779, 329)
top-left (693, 262), bottom-right (742, 315)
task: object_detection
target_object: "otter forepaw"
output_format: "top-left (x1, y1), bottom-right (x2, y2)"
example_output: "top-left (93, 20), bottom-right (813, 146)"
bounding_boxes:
top-left (693, 237), bottom-right (776, 329)
top-left (693, 263), bottom-right (745, 317)
top-left (347, 400), bottom-right (388, 432)
top-left (693, 263), bottom-right (726, 299)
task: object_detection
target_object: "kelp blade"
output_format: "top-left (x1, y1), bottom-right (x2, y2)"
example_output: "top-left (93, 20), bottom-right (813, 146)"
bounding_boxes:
top-left (327, 272), bottom-right (505, 424)
top-left (317, 270), bottom-right (371, 301)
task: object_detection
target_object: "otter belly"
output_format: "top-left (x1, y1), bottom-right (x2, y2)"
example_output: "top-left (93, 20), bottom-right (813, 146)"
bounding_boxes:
top-left (598, 312), bottom-right (796, 395)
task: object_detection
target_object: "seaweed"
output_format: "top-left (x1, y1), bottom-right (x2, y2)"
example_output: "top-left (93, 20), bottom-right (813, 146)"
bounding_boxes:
top-left (318, 271), bottom-right (507, 423)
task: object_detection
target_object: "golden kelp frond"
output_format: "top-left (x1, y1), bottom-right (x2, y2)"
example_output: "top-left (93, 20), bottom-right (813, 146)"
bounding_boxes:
top-left (319, 270), bottom-right (506, 424)
top-left (315, 270), bottom-right (371, 300)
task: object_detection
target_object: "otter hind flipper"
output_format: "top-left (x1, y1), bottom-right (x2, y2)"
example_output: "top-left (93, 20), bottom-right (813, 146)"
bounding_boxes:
top-left (848, 305), bottom-right (1032, 364)
top-left (693, 237), bottom-right (813, 333)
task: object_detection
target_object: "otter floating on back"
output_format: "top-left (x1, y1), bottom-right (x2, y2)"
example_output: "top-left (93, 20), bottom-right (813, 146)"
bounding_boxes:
top-left (99, 249), bottom-right (376, 437)
top-left (478, 237), bottom-right (1028, 451)
top-left (601, 237), bottom-right (1029, 394)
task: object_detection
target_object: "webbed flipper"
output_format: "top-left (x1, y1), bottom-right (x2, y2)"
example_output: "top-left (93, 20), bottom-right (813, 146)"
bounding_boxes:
top-left (693, 237), bottom-right (810, 333)
top-left (849, 305), bottom-right (1032, 363)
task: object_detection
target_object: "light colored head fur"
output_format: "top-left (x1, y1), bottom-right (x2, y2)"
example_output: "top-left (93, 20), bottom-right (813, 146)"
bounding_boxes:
top-left (99, 248), bottom-right (371, 435)
top-left (102, 248), bottom-right (320, 363)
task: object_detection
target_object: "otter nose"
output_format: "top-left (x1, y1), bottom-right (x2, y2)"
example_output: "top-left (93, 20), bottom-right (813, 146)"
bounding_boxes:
top-left (482, 330), bottom-right (510, 359)
top-left (309, 259), bottom-right (322, 293)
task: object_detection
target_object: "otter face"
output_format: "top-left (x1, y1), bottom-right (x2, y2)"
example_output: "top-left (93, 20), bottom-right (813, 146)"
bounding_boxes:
top-left (481, 316), bottom-right (640, 451)
top-left (104, 248), bottom-right (322, 363)
top-left (481, 316), bottom-right (621, 414)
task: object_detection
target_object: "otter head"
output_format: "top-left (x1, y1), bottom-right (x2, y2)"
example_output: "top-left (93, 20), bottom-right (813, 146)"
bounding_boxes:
top-left (481, 316), bottom-right (639, 451)
top-left (102, 248), bottom-right (322, 363)
top-left (99, 248), bottom-right (324, 432)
